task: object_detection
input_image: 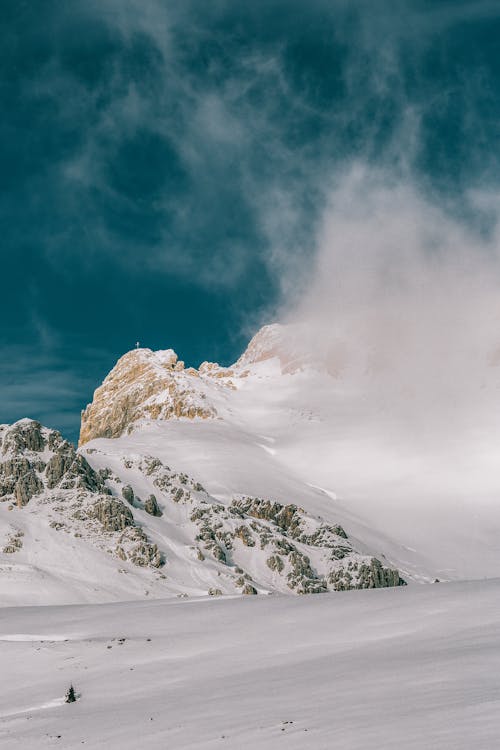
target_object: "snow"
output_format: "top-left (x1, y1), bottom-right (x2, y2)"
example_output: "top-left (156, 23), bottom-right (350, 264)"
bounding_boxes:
top-left (4, 324), bottom-right (498, 604)
top-left (1, 331), bottom-right (499, 747)
top-left (80, 417), bottom-right (450, 586)
top-left (80, 340), bottom-right (500, 584)
top-left (0, 580), bottom-right (499, 749)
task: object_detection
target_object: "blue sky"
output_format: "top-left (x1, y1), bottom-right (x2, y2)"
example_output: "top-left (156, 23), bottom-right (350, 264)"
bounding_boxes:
top-left (1, 0), bottom-right (499, 442)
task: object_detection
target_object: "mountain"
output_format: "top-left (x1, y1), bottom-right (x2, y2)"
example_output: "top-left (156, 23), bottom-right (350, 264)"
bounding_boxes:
top-left (1, 324), bottom-right (499, 749)
top-left (80, 322), bottom-right (500, 584)
top-left (1, 323), bottom-right (498, 606)
top-left (0, 417), bottom-right (404, 605)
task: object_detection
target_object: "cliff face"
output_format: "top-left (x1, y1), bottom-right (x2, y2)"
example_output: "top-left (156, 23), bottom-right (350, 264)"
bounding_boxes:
top-left (78, 347), bottom-right (234, 446)
top-left (0, 419), bottom-right (162, 579)
top-left (79, 326), bottom-right (290, 445)
top-left (79, 324), bottom-right (316, 446)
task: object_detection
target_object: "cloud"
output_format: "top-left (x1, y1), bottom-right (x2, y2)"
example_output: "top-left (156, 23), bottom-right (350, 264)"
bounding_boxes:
top-left (2, 0), bottom-right (500, 443)
top-left (276, 162), bottom-right (500, 520)
top-left (9, 0), bottom-right (497, 300)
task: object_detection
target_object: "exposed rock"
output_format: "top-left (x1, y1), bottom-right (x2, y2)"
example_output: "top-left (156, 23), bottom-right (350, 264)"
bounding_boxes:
top-left (327, 558), bottom-right (406, 591)
top-left (2, 529), bottom-right (24, 553)
top-left (64, 455), bottom-right (103, 492)
top-left (235, 323), bottom-right (314, 374)
top-left (172, 488), bottom-right (185, 503)
top-left (116, 527), bottom-right (163, 568)
top-left (122, 485), bottom-right (135, 504)
top-left (266, 554), bottom-right (284, 573)
top-left (234, 525), bottom-right (255, 547)
top-left (45, 452), bottom-right (76, 489)
top-left (92, 497), bottom-right (134, 532)
top-left (1, 458), bottom-right (33, 481)
top-left (232, 497), bottom-right (349, 552)
top-left (194, 494), bottom-right (405, 594)
top-left (0, 422), bottom-right (166, 574)
top-left (143, 457), bottom-right (162, 476)
top-left (241, 583), bottom-right (258, 595)
top-left (144, 494), bottom-right (162, 517)
top-left (15, 470), bottom-right (43, 507)
top-left (0, 419), bottom-right (407, 597)
top-left (50, 520), bottom-right (66, 531)
top-left (79, 348), bottom-right (217, 445)
top-left (232, 497), bottom-right (303, 537)
top-left (2, 420), bottom-right (46, 455)
top-left (46, 450), bottom-right (103, 493)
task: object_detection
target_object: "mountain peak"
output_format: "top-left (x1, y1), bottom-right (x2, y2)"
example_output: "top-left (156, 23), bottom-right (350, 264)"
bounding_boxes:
top-left (237, 322), bottom-right (316, 374)
top-left (79, 345), bottom-right (217, 446)
top-left (79, 324), bottom-right (320, 446)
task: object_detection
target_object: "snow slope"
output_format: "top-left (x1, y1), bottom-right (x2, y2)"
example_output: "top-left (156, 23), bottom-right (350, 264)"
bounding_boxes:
top-left (1, 325), bottom-right (498, 749)
top-left (0, 419), bottom-right (405, 605)
top-left (0, 579), bottom-right (499, 749)
top-left (2, 322), bottom-right (499, 606)
top-left (83, 419), bottom-right (434, 585)
top-left (76, 323), bottom-right (500, 584)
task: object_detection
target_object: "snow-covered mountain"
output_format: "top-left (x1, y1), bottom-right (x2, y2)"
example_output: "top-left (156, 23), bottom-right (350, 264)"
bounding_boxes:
top-left (1, 322), bottom-right (499, 606)
top-left (80, 322), bottom-right (500, 583)
top-left (0, 417), bottom-right (404, 605)
top-left (2, 324), bottom-right (499, 749)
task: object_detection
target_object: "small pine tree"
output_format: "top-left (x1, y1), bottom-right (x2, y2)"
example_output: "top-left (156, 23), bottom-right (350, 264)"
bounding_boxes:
top-left (65, 684), bottom-right (76, 703)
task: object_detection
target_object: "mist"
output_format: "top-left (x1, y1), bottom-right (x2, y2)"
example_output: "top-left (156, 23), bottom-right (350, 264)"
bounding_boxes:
top-left (278, 165), bottom-right (500, 527)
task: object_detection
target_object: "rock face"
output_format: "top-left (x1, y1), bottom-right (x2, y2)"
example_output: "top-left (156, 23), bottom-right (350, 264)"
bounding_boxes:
top-left (0, 419), bottom-right (406, 600)
top-left (79, 348), bottom-right (228, 445)
top-left (189, 495), bottom-right (405, 595)
top-left (82, 448), bottom-right (405, 597)
top-left (93, 498), bottom-right (134, 531)
top-left (144, 494), bottom-right (162, 517)
top-left (79, 325), bottom-right (313, 445)
top-left (121, 485), bottom-right (135, 505)
top-left (0, 420), bottom-right (163, 571)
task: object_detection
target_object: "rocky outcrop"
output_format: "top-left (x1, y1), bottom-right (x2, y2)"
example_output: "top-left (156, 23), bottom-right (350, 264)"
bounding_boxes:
top-left (1, 459), bottom-right (42, 502)
top-left (115, 527), bottom-right (163, 568)
top-left (77, 323), bottom-right (345, 446)
top-left (0, 420), bottom-right (165, 572)
top-left (77, 326), bottom-right (319, 445)
top-left (327, 559), bottom-right (405, 591)
top-left (2, 529), bottom-right (24, 553)
top-left (122, 485), bottom-right (135, 505)
top-left (14, 470), bottom-right (43, 507)
top-left (266, 554), bottom-right (284, 573)
top-left (0, 419), bottom-right (46, 455)
top-left (187, 490), bottom-right (405, 595)
top-left (45, 453), bottom-right (75, 488)
top-left (0, 420), bottom-right (406, 598)
top-left (144, 494), bottom-right (162, 517)
top-left (92, 497), bottom-right (134, 532)
top-left (79, 348), bottom-right (218, 445)
top-left (242, 583), bottom-right (258, 595)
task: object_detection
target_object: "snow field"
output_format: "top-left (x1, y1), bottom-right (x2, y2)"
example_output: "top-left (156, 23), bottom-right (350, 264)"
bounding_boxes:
top-left (1, 579), bottom-right (499, 749)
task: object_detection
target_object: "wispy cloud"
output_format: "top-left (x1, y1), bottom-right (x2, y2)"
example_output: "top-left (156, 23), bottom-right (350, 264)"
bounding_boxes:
top-left (14, 0), bottom-right (497, 298)
top-left (2, 1), bottom-right (499, 438)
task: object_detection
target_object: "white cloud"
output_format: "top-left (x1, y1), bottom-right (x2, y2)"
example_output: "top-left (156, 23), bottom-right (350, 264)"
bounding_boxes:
top-left (275, 164), bottom-right (500, 514)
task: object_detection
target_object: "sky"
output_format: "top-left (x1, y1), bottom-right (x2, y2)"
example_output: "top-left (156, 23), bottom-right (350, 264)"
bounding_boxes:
top-left (1, 0), bottom-right (499, 442)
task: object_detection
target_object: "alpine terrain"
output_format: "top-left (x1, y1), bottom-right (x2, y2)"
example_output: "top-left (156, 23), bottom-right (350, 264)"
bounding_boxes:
top-left (1, 324), bottom-right (499, 749)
